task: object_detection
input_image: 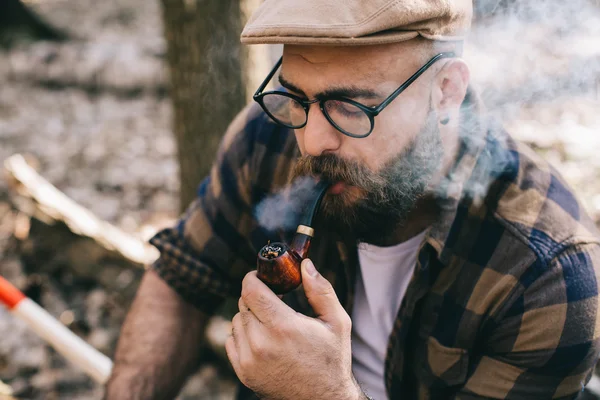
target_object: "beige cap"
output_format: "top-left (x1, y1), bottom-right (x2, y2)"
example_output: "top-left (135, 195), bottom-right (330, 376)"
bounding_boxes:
top-left (241, 0), bottom-right (472, 46)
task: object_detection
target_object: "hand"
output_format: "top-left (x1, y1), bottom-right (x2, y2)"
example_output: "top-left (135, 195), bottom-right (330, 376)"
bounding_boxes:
top-left (226, 259), bottom-right (364, 400)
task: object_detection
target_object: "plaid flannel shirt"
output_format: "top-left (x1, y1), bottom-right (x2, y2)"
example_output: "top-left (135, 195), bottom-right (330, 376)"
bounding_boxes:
top-left (150, 89), bottom-right (600, 399)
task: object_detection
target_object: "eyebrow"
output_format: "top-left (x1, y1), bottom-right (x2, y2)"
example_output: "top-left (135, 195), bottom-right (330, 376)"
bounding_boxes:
top-left (278, 74), bottom-right (381, 101)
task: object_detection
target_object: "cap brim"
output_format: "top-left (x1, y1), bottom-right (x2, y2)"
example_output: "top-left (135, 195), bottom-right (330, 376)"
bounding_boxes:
top-left (241, 30), bottom-right (466, 46)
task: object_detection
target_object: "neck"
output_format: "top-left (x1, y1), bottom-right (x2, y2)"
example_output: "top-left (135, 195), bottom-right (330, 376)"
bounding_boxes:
top-left (367, 196), bottom-right (439, 246)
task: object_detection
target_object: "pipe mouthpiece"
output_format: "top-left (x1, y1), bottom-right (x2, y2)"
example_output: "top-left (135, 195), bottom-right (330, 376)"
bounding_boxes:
top-left (299, 180), bottom-right (330, 228)
top-left (296, 225), bottom-right (314, 237)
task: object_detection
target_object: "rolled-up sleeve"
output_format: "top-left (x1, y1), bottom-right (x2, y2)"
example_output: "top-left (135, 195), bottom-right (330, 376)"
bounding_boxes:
top-left (456, 242), bottom-right (600, 399)
top-left (149, 104), bottom-right (263, 315)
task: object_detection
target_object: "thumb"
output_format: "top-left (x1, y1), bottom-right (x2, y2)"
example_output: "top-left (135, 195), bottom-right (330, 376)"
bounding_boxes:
top-left (301, 258), bottom-right (350, 330)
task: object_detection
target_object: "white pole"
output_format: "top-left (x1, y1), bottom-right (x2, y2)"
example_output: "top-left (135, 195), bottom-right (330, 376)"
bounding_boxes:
top-left (0, 276), bottom-right (113, 384)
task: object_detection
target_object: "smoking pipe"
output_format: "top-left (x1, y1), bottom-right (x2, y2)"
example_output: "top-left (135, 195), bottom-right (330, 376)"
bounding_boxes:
top-left (256, 180), bottom-right (330, 294)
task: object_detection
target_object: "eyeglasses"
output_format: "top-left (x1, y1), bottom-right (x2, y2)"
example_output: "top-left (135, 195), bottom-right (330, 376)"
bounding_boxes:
top-left (253, 52), bottom-right (455, 138)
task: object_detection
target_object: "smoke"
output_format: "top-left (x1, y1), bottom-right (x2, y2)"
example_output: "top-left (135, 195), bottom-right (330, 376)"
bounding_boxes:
top-left (253, 0), bottom-right (600, 234)
top-left (436, 0), bottom-right (600, 205)
top-left (466, 0), bottom-right (600, 119)
top-left (254, 176), bottom-right (320, 231)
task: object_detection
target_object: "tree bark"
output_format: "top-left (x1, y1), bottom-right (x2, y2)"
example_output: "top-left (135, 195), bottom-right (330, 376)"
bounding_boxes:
top-left (160, 0), bottom-right (247, 211)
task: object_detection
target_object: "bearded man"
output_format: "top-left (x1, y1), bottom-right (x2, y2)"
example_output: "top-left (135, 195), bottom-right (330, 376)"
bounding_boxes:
top-left (105, 1), bottom-right (600, 399)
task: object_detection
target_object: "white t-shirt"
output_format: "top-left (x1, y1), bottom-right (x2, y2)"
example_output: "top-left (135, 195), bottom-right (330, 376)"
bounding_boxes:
top-left (351, 231), bottom-right (427, 400)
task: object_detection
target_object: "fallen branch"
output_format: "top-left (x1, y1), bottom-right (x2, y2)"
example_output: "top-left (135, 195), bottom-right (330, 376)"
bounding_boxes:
top-left (4, 154), bottom-right (159, 267)
top-left (3, 154), bottom-right (232, 366)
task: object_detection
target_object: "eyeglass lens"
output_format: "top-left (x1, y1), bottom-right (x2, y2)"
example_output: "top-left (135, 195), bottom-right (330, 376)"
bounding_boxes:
top-left (261, 93), bottom-right (372, 137)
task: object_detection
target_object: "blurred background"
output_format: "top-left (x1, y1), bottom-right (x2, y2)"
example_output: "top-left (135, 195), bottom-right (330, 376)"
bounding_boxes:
top-left (0, 0), bottom-right (599, 398)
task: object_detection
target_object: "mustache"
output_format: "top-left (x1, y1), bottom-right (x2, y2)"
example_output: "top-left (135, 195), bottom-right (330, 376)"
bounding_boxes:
top-left (292, 154), bottom-right (386, 189)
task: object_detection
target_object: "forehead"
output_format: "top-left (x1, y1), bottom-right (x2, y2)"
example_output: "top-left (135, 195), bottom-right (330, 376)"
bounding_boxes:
top-left (280, 43), bottom-right (421, 90)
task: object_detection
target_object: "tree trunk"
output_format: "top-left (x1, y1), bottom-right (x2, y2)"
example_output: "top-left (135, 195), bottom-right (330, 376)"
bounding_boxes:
top-left (160, 0), bottom-right (247, 211)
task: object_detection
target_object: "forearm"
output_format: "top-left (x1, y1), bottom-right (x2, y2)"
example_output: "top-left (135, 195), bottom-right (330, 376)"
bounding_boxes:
top-left (104, 269), bottom-right (209, 400)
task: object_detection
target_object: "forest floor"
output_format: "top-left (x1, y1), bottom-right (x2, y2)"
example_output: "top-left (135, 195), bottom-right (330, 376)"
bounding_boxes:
top-left (0, 0), bottom-right (599, 399)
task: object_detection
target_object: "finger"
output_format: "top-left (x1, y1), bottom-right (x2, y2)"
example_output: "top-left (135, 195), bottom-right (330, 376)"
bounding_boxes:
top-left (237, 297), bottom-right (271, 359)
top-left (301, 258), bottom-right (350, 331)
top-left (231, 312), bottom-right (252, 362)
top-left (231, 313), bottom-right (245, 348)
top-left (241, 271), bottom-right (291, 326)
top-left (225, 335), bottom-right (241, 377)
top-left (238, 297), bottom-right (261, 330)
top-left (238, 296), bottom-right (250, 313)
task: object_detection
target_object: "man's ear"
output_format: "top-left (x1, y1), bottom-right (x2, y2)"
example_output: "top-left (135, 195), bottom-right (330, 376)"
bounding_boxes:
top-left (431, 59), bottom-right (470, 117)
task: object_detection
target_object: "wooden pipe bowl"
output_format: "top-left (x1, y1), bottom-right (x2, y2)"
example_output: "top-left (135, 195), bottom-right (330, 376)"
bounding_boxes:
top-left (256, 242), bottom-right (302, 294)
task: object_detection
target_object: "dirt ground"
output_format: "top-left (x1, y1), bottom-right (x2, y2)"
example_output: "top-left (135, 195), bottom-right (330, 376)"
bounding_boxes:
top-left (0, 0), bottom-right (599, 399)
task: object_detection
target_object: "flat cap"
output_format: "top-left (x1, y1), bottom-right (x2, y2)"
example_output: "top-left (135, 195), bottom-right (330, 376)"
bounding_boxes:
top-left (241, 0), bottom-right (472, 46)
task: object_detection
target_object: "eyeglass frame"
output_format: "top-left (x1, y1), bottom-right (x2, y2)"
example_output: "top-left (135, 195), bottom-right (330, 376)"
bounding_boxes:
top-left (253, 51), bottom-right (456, 138)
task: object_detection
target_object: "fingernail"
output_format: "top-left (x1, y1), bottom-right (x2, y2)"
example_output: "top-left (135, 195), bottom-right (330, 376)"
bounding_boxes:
top-left (304, 259), bottom-right (318, 277)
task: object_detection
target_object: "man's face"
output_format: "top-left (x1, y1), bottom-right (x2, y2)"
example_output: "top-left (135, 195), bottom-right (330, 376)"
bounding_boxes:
top-left (283, 43), bottom-right (448, 243)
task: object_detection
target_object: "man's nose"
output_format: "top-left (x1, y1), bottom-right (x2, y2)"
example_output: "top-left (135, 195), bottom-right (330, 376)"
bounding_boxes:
top-left (302, 104), bottom-right (342, 157)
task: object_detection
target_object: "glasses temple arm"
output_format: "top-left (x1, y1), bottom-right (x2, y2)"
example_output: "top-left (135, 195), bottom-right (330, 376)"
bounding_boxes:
top-left (254, 56), bottom-right (284, 97)
top-left (373, 52), bottom-right (455, 113)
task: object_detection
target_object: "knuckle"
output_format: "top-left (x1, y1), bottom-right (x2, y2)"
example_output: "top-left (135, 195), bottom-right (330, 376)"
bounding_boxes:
top-left (243, 270), bottom-right (256, 282)
top-left (256, 293), bottom-right (273, 311)
top-left (241, 284), bottom-right (255, 304)
top-left (232, 312), bottom-right (242, 329)
top-left (273, 319), bottom-right (291, 335)
top-left (337, 312), bottom-right (352, 333)
top-left (241, 310), bottom-right (253, 326)
top-left (239, 354), bottom-right (253, 372)
top-left (241, 272), bottom-right (257, 293)
top-left (248, 330), bottom-right (274, 359)
top-left (249, 291), bottom-right (275, 318)
top-left (251, 339), bottom-right (271, 360)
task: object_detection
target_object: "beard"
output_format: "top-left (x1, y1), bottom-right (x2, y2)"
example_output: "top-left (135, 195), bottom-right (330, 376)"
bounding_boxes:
top-left (292, 111), bottom-right (444, 244)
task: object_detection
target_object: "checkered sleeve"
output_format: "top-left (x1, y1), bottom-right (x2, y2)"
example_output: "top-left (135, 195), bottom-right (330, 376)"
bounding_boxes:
top-left (149, 104), bottom-right (262, 315)
top-left (456, 242), bottom-right (600, 399)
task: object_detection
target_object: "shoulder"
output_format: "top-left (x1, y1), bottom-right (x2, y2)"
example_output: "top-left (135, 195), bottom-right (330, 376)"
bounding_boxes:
top-left (218, 102), bottom-right (292, 158)
top-left (494, 135), bottom-right (600, 260)
top-left (488, 133), bottom-right (600, 319)
top-left (217, 102), bottom-right (299, 197)
top-left (444, 126), bottom-right (600, 321)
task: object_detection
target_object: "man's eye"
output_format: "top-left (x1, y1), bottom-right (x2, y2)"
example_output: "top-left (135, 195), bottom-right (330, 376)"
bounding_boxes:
top-left (326, 100), bottom-right (364, 118)
top-left (289, 100), bottom-right (304, 110)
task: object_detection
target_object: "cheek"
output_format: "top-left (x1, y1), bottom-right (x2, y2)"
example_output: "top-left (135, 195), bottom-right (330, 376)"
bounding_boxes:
top-left (366, 101), bottom-right (430, 169)
top-left (294, 129), bottom-right (306, 155)
top-left (362, 123), bottom-right (411, 171)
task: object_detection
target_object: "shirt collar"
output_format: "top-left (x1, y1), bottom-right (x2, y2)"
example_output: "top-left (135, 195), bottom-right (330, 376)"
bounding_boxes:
top-left (425, 87), bottom-right (516, 264)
